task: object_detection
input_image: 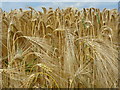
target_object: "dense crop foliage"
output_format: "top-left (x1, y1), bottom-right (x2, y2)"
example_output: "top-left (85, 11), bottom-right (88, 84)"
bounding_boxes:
top-left (0, 7), bottom-right (119, 88)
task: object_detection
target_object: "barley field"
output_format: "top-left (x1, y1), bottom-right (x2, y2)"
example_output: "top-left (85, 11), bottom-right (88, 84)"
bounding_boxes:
top-left (0, 7), bottom-right (119, 88)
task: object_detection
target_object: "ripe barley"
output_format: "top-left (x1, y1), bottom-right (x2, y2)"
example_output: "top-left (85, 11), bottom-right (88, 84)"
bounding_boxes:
top-left (0, 7), bottom-right (119, 88)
